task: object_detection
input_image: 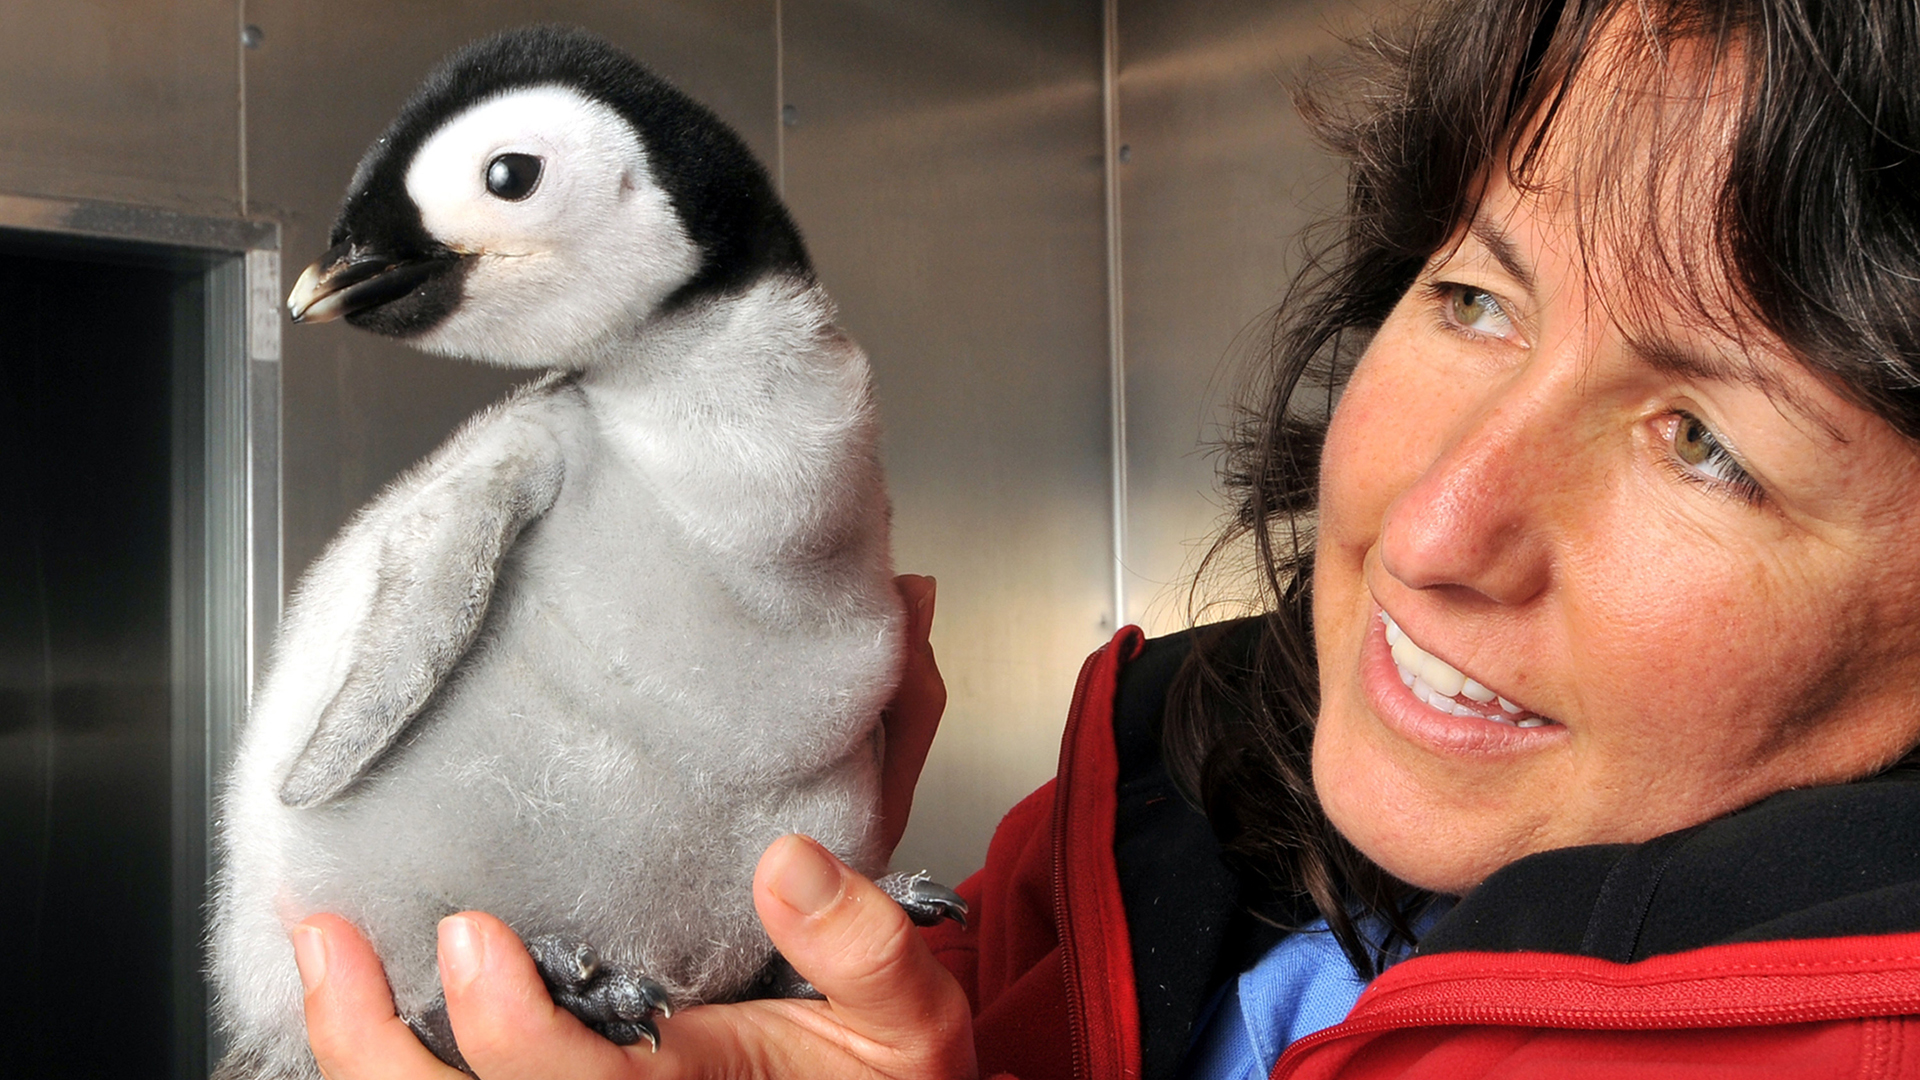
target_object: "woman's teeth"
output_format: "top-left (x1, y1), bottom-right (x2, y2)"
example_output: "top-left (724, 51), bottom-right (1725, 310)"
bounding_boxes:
top-left (1379, 611), bottom-right (1554, 729)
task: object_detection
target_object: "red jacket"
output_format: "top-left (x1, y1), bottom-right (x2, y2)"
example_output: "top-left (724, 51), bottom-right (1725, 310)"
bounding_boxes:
top-left (922, 627), bottom-right (1920, 1079)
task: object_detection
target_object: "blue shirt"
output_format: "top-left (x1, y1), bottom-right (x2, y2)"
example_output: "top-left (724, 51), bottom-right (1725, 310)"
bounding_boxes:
top-left (1178, 905), bottom-right (1451, 1080)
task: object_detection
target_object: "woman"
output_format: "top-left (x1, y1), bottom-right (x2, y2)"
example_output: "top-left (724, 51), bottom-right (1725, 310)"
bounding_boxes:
top-left (289, 0), bottom-right (1920, 1076)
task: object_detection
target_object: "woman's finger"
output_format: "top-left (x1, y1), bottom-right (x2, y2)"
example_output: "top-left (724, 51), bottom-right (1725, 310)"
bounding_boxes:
top-left (439, 912), bottom-right (638, 1080)
top-left (294, 915), bottom-right (462, 1080)
top-left (882, 574), bottom-right (946, 853)
top-left (752, 835), bottom-right (977, 1077)
top-left (441, 881), bottom-right (970, 1080)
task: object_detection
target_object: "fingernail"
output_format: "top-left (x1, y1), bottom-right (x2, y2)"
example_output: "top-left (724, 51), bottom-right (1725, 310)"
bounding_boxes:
top-left (291, 924), bottom-right (327, 993)
top-left (768, 835), bottom-right (844, 916)
top-left (439, 915), bottom-right (484, 990)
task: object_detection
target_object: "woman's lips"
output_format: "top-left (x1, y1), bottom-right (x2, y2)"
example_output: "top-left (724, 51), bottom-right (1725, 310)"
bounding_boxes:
top-left (1360, 605), bottom-right (1566, 755)
top-left (1380, 610), bottom-right (1551, 726)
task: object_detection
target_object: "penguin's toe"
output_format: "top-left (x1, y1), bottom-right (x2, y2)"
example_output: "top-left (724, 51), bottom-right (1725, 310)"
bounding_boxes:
top-left (875, 870), bottom-right (970, 928)
top-left (523, 935), bottom-right (672, 1051)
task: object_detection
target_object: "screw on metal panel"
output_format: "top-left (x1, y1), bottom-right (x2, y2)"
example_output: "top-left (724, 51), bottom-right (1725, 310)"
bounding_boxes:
top-left (242, 24), bottom-right (265, 49)
top-left (781, 103), bottom-right (800, 128)
top-left (1118, 144), bottom-right (1132, 164)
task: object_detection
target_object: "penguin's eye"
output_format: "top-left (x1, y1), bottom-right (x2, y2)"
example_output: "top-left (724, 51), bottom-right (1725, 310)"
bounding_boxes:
top-left (484, 153), bottom-right (543, 200)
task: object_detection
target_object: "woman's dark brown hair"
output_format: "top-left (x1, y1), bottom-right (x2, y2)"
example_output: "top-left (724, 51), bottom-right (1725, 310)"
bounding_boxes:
top-left (1164, 0), bottom-right (1920, 977)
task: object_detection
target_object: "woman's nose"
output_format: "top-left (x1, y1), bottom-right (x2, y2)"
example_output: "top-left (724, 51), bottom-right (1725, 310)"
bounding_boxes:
top-left (1377, 395), bottom-right (1558, 607)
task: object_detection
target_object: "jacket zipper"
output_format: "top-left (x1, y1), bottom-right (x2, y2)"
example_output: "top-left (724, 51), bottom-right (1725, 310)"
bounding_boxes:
top-left (1053, 640), bottom-right (1110, 1080)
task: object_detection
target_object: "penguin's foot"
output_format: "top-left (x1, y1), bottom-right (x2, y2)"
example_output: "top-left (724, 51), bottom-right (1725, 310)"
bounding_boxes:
top-left (875, 870), bottom-right (969, 928)
top-left (407, 1000), bottom-right (473, 1073)
top-left (524, 936), bottom-right (672, 1051)
top-left (747, 950), bottom-right (823, 1000)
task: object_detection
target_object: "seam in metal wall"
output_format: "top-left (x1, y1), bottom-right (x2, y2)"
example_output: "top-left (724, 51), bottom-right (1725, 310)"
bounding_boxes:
top-left (778, 0), bottom-right (1111, 884)
top-left (1103, 0), bottom-right (1130, 632)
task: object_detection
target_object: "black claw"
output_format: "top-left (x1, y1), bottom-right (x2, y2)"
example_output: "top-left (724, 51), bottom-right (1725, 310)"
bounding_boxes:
top-left (876, 871), bottom-right (971, 929)
top-left (603, 1017), bottom-right (660, 1051)
top-left (522, 935), bottom-right (672, 1049)
top-left (602, 973), bottom-right (672, 1021)
top-left (573, 943), bottom-right (601, 982)
top-left (912, 881), bottom-right (970, 928)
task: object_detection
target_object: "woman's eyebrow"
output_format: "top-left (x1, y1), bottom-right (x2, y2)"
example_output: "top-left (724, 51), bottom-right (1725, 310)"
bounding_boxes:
top-left (1467, 215), bottom-right (1536, 293)
top-left (1634, 336), bottom-right (1844, 441)
top-left (1467, 212), bottom-right (1844, 441)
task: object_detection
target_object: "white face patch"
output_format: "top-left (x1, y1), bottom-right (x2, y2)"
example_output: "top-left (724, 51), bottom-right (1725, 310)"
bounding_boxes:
top-left (402, 85), bottom-right (702, 366)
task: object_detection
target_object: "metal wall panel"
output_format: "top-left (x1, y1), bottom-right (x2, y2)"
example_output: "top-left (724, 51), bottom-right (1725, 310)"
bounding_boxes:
top-left (242, 0), bottom-right (779, 581)
top-left (1115, 0), bottom-right (1386, 633)
top-left (0, 1), bottom-right (241, 215)
top-left (783, 0), bottom-right (1110, 883)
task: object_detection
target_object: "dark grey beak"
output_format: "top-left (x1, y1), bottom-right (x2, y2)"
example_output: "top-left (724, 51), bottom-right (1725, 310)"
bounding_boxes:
top-left (287, 241), bottom-right (456, 324)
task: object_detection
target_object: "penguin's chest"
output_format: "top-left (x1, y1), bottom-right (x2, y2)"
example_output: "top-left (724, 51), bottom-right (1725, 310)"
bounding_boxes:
top-left (423, 480), bottom-right (894, 785)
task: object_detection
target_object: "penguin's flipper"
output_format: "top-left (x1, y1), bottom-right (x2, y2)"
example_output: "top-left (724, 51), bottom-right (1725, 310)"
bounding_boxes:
top-left (276, 418), bottom-right (566, 808)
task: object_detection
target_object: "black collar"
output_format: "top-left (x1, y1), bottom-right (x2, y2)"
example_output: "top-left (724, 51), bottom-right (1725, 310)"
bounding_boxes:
top-left (1419, 765), bottom-right (1920, 962)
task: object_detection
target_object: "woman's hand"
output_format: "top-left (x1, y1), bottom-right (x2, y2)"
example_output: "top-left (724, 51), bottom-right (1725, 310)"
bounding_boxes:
top-left (291, 573), bottom-right (968, 1079)
top-left (299, 834), bottom-right (983, 1076)
top-left (294, 837), bottom-right (977, 1080)
top-left (881, 573), bottom-right (945, 854)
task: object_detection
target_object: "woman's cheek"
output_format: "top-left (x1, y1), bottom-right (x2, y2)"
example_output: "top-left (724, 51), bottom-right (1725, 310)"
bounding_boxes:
top-left (1324, 330), bottom-right (1468, 522)
top-left (1320, 368), bottom-right (1410, 542)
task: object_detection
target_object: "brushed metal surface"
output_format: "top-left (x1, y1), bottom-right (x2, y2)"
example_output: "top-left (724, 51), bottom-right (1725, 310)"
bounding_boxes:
top-left (0, 193), bottom-right (275, 252)
top-left (784, 0), bottom-right (1109, 883)
top-left (1115, 0), bottom-right (1387, 633)
top-left (0, 1), bottom-right (241, 215)
top-left (243, 0), bottom-right (779, 585)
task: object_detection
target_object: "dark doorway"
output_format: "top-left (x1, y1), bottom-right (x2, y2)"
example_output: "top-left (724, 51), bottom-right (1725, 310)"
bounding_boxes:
top-left (0, 235), bottom-right (212, 1080)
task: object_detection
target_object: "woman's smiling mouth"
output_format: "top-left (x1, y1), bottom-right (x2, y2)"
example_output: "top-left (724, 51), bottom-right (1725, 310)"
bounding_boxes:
top-left (1378, 610), bottom-right (1557, 728)
top-left (1358, 605), bottom-right (1567, 756)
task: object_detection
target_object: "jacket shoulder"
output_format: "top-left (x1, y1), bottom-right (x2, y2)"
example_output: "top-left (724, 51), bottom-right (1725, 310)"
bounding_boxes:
top-left (1276, 931), bottom-right (1920, 1078)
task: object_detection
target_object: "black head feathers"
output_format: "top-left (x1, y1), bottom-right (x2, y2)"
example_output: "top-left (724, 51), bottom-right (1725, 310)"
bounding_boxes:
top-left (329, 25), bottom-right (810, 333)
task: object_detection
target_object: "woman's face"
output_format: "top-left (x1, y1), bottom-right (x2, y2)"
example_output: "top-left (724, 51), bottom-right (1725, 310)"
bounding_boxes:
top-left (1311, 169), bottom-right (1920, 895)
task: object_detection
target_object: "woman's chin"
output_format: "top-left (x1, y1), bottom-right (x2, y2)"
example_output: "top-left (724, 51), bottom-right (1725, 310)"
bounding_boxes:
top-left (1311, 757), bottom-right (1515, 896)
top-left (1310, 614), bottom-right (1577, 895)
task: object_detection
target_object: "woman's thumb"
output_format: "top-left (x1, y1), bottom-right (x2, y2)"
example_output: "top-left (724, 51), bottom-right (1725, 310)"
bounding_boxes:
top-left (752, 835), bottom-right (976, 1071)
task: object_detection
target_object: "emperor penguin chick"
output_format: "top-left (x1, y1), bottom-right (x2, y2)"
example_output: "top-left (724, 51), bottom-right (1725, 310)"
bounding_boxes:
top-left (210, 26), bottom-right (958, 1080)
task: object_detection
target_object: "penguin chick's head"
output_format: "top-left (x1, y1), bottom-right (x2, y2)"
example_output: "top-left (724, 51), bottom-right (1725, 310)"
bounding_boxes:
top-left (287, 26), bottom-right (810, 368)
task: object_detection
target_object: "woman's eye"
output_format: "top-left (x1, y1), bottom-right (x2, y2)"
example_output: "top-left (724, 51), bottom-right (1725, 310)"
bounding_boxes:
top-left (1437, 284), bottom-right (1517, 339)
top-left (485, 153), bottom-right (543, 200)
top-left (1662, 412), bottom-right (1763, 504)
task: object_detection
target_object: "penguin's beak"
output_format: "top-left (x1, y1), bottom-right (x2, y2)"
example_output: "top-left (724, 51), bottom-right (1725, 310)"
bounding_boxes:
top-left (287, 241), bottom-right (457, 324)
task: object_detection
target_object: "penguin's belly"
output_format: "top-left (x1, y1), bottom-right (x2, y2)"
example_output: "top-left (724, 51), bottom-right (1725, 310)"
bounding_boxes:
top-left (276, 500), bottom-right (896, 1010)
